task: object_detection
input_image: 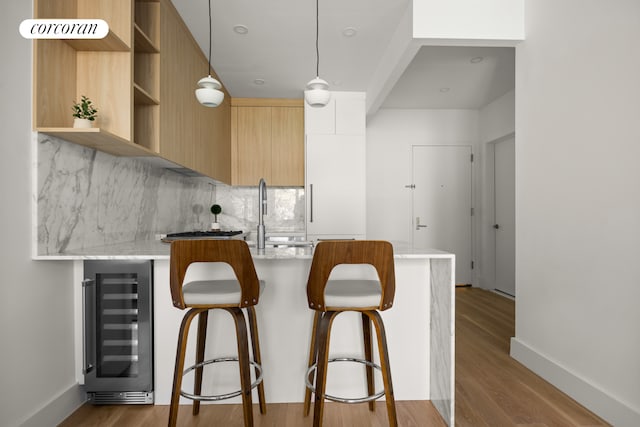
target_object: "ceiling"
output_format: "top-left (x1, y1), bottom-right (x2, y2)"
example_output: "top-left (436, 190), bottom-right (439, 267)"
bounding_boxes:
top-left (171, 0), bottom-right (515, 111)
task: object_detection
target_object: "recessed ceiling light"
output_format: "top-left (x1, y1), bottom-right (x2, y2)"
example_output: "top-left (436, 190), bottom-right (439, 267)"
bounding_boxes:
top-left (233, 25), bottom-right (249, 35)
top-left (253, 79), bottom-right (265, 85)
top-left (470, 56), bottom-right (484, 63)
top-left (439, 87), bottom-right (450, 93)
top-left (342, 27), bottom-right (357, 37)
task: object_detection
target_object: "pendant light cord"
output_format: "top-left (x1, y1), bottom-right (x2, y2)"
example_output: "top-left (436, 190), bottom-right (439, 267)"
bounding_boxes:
top-left (315, 0), bottom-right (319, 77)
top-left (207, 0), bottom-right (212, 75)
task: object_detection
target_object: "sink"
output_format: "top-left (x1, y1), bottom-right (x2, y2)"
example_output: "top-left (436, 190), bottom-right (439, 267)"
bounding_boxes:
top-left (246, 235), bottom-right (314, 248)
top-left (265, 240), bottom-right (314, 248)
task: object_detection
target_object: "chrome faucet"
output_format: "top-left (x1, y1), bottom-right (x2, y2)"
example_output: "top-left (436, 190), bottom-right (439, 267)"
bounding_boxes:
top-left (257, 178), bottom-right (267, 249)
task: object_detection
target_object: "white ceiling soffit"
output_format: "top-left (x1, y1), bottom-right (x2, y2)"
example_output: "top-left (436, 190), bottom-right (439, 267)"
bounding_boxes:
top-left (381, 46), bottom-right (515, 109)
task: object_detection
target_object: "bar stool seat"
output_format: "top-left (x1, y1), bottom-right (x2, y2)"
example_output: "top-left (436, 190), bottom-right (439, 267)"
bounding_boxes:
top-left (323, 279), bottom-right (382, 308)
top-left (168, 239), bottom-right (266, 427)
top-left (183, 279), bottom-right (266, 305)
top-left (304, 240), bottom-right (398, 427)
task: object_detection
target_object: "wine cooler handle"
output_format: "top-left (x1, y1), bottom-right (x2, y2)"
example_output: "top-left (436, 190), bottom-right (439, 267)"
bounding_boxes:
top-left (82, 278), bottom-right (95, 375)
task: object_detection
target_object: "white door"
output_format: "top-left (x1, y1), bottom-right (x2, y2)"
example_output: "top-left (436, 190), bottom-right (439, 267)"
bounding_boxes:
top-left (412, 145), bottom-right (473, 284)
top-left (494, 137), bottom-right (516, 296)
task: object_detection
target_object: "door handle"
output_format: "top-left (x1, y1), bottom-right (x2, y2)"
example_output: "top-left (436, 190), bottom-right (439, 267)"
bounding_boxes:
top-left (309, 184), bottom-right (314, 223)
top-left (82, 278), bottom-right (95, 375)
top-left (493, 224), bottom-right (500, 229)
top-left (416, 217), bottom-right (428, 230)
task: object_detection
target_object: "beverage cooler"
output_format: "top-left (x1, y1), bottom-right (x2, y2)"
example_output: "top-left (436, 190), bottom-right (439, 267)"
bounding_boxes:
top-left (83, 260), bottom-right (154, 404)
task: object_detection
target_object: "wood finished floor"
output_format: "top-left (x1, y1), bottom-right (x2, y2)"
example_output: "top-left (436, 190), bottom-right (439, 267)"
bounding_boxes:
top-left (60, 288), bottom-right (610, 426)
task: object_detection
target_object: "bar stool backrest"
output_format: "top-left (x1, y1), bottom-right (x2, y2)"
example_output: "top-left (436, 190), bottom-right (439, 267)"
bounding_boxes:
top-left (306, 240), bottom-right (395, 311)
top-left (170, 239), bottom-right (260, 309)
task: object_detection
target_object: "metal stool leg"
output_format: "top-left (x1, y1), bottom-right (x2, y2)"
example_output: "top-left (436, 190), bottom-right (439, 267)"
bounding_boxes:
top-left (361, 312), bottom-right (375, 412)
top-left (304, 311), bottom-right (320, 416)
top-left (228, 307), bottom-right (254, 427)
top-left (368, 310), bottom-right (398, 427)
top-left (192, 310), bottom-right (209, 415)
top-left (169, 308), bottom-right (205, 427)
top-left (247, 306), bottom-right (266, 414)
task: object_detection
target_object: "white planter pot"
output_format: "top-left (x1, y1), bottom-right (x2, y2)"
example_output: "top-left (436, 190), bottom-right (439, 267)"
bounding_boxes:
top-left (73, 118), bottom-right (93, 128)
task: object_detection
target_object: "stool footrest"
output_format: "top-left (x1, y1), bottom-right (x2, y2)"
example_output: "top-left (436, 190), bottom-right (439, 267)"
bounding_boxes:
top-left (305, 357), bottom-right (385, 404)
top-left (181, 356), bottom-right (263, 402)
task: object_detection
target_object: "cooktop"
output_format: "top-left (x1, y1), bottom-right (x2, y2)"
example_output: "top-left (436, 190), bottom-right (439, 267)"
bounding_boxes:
top-left (162, 230), bottom-right (244, 242)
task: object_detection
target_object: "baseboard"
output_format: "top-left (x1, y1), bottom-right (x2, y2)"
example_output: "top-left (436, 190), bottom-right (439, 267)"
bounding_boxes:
top-left (510, 338), bottom-right (640, 427)
top-left (20, 383), bottom-right (86, 427)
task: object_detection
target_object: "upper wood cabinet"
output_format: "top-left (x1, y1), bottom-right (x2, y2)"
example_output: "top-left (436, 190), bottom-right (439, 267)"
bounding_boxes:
top-left (157, 0), bottom-right (231, 182)
top-left (33, 0), bottom-right (232, 184)
top-left (231, 99), bottom-right (304, 186)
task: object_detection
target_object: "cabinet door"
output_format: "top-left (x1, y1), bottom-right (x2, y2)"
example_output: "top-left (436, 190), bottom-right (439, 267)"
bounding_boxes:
top-left (306, 134), bottom-right (366, 236)
top-left (304, 97), bottom-right (335, 134)
top-left (235, 107), bottom-right (272, 185)
top-left (272, 107), bottom-right (304, 186)
top-left (335, 94), bottom-right (365, 135)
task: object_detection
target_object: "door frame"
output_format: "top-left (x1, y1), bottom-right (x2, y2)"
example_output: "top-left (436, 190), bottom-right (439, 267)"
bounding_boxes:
top-left (486, 132), bottom-right (516, 297)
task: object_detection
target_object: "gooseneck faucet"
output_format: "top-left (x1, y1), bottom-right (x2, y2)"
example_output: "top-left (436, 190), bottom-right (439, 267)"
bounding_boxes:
top-left (257, 178), bottom-right (267, 249)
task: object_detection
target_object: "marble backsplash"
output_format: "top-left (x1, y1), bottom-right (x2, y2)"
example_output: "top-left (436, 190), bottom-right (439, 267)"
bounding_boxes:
top-left (35, 134), bottom-right (305, 255)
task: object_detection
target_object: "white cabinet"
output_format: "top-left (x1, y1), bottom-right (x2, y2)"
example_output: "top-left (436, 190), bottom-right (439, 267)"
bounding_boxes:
top-left (305, 134), bottom-right (366, 240)
top-left (305, 92), bottom-right (367, 240)
top-left (304, 98), bottom-right (335, 134)
top-left (335, 94), bottom-right (366, 135)
top-left (304, 92), bottom-right (366, 135)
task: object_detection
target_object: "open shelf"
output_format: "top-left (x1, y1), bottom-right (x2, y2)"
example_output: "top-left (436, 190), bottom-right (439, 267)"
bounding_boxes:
top-left (64, 30), bottom-right (130, 52)
top-left (134, 24), bottom-right (159, 53)
top-left (38, 128), bottom-right (156, 157)
top-left (134, 83), bottom-right (160, 105)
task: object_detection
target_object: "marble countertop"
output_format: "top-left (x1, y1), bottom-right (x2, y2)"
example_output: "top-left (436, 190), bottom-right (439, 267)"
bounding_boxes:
top-left (33, 239), bottom-right (453, 261)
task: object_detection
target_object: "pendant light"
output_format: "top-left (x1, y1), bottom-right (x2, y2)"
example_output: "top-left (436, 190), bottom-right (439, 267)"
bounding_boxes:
top-left (304, 0), bottom-right (331, 108)
top-left (195, 0), bottom-right (224, 107)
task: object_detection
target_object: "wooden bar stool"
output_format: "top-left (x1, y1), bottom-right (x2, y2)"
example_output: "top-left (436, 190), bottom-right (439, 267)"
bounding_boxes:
top-left (303, 240), bottom-right (397, 427)
top-left (168, 239), bottom-right (266, 427)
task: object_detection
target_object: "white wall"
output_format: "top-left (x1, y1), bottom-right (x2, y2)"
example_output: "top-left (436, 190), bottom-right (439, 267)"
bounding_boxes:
top-left (513, 1), bottom-right (640, 425)
top-left (0, 2), bottom-right (83, 426)
top-left (366, 109), bottom-right (479, 253)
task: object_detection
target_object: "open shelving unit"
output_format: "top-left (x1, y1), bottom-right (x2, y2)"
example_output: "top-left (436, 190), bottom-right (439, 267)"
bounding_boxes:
top-left (33, 0), bottom-right (160, 157)
top-left (33, 0), bottom-right (233, 184)
top-left (133, 0), bottom-right (160, 152)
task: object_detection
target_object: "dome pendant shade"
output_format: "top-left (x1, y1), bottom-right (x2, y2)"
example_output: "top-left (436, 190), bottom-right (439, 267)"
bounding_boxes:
top-left (195, 75), bottom-right (224, 107)
top-left (304, 76), bottom-right (331, 108)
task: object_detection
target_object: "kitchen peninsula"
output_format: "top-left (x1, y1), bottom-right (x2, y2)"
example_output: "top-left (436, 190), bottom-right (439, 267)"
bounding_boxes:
top-left (37, 239), bottom-right (455, 426)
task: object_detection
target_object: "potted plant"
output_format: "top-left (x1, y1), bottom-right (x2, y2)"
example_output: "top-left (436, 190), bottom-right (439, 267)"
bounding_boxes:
top-left (210, 204), bottom-right (222, 231)
top-left (72, 95), bottom-right (98, 128)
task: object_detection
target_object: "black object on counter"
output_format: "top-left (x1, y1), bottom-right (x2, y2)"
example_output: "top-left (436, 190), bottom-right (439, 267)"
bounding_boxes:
top-left (165, 230), bottom-right (243, 239)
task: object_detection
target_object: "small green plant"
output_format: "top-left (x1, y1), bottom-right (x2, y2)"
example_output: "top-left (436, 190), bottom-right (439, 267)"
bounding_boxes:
top-left (210, 204), bottom-right (222, 222)
top-left (72, 95), bottom-right (98, 121)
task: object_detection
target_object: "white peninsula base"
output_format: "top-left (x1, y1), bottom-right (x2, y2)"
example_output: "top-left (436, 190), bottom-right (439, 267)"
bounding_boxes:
top-left (152, 248), bottom-right (455, 425)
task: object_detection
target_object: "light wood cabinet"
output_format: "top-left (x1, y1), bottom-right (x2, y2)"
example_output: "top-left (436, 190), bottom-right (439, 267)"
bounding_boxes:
top-left (231, 99), bottom-right (304, 186)
top-left (157, 0), bottom-right (231, 182)
top-left (33, 0), bottom-right (232, 183)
